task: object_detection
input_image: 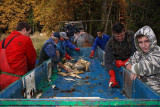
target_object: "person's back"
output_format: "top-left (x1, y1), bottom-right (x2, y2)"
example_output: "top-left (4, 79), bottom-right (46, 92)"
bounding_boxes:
top-left (0, 21), bottom-right (36, 90)
top-left (0, 31), bottom-right (35, 73)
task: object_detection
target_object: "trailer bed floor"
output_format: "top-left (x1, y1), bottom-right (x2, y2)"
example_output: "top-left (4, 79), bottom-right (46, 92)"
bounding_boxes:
top-left (38, 56), bottom-right (127, 99)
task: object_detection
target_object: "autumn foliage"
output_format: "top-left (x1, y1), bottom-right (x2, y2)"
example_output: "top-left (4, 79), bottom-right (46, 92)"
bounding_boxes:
top-left (0, 0), bottom-right (83, 33)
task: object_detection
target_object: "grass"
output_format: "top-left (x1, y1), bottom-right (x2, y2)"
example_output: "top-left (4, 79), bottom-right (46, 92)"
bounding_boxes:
top-left (30, 32), bottom-right (49, 58)
top-left (0, 34), bottom-right (8, 40)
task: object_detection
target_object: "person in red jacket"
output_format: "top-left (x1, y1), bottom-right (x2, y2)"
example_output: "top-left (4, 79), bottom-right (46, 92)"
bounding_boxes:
top-left (0, 21), bottom-right (37, 90)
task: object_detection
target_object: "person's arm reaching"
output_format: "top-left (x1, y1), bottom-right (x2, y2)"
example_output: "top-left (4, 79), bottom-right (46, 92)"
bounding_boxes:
top-left (115, 59), bottom-right (129, 68)
top-left (44, 44), bottom-right (57, 58)
top-left (65, 52), bottom-right (71, 60)
top-left (65, 40), bottom-right (76, 50)
top-left (90, 38), bottom-right (98, 58)
top-left (58, 62), bottom-right (72, 72)
top-left (105, 43), bottom-right (118, 87)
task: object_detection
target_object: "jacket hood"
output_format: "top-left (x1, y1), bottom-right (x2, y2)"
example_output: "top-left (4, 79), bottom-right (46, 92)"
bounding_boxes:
top-left (134, 26), bottom-right (157, 53)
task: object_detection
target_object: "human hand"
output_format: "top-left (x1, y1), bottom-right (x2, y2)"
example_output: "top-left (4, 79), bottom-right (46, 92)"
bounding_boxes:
top-left (75, 47), bottom-right (80, 51)
top-left (109, 70), bottom-right (118, 87)
top-left (130, 72), bottom-right (140, 80)
top-left (115, 60), bottom-right (125, 67)
top-left (90, 50), bottom-right (94, 58)
top-left (65, 52), bottom-right (71, 60)
top-left (126, 64), bottom-right (132, 71)
top-left (115, 59), bottom-right (129, 68)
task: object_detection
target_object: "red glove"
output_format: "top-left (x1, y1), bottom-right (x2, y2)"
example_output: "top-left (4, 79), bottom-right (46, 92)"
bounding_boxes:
top-left (65, 52), bottom-right (71, 60)
top-left (90, 50), bottom-right (94, 58)
top-left (109, 70), bottom-right (118, 87)
top-left (75, 47), bottom-right (80, 51)
top-left (115, 59), bottom-right (129, 68)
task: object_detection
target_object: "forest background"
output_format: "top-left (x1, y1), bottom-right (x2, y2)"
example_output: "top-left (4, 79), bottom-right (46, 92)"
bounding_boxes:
top-left (0, 0), bottom-right (160, 56)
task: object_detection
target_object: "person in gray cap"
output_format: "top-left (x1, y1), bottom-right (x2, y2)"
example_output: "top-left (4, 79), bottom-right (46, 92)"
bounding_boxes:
top-left (56, 32), bottom-right (80, 60)
top-left (126, 26), bottom-right (160, 80)
top-left (37, 32), bottom-right (71, 72)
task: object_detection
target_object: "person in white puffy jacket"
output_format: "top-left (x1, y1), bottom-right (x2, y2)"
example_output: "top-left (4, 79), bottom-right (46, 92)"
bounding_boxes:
top-left (126, 26), bottom-right (160, 80)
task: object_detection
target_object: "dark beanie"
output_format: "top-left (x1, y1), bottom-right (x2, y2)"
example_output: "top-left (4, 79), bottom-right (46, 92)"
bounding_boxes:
top-left (51, 32), bottom-right (60, 38)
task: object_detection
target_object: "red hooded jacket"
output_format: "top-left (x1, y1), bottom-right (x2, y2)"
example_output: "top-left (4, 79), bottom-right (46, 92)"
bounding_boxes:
top-left (0, 31), bottom-right (37, 90)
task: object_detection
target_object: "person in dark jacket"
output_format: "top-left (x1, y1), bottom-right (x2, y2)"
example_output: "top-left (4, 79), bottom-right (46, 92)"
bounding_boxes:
top-left (105, 22), bottom-right (136, 87)
top-left (66, 22), bottom-right (80, 43)
top-left (37, 32), bottom-right (71, 72)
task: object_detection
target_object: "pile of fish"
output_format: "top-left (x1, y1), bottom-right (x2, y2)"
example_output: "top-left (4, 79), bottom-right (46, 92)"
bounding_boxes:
top-left (58, 57), bottom-right (91, 79)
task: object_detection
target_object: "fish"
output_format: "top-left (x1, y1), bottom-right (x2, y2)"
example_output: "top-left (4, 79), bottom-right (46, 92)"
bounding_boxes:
top-left (65, 62), bottom-right (74, 67)
top-left (71, 58), bottom-right (76, 63)
top-left (70, 70), bottom-right (84, 74)
top-left (58, 72), bottom-right (81, 79)
top-left (79, 57), bottom-right (88, 65)
top-left (58, 72), bottom-right (68, 76)
top-left (85, 62), bottom-right (90, 71)
top-left (74, 60), bottom-right (85, 70)
top-left (69, 73), bottom-right (82, 79)
top-left (59, 58), bottom-right (90, 79)
top-left (35, 92), bottom-right (43, 99)
top-left (77, 58), bottom-right (91, 71)
top-left (64, 78), bottom-right (75, 81)
top-left (64, 63), bottom-right (71, 69)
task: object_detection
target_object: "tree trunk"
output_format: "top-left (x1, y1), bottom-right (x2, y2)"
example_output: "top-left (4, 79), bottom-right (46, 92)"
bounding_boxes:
top-left (104, 0), bottom-right (113, 34)
top-left (101, 0), bottom-right (107, 20)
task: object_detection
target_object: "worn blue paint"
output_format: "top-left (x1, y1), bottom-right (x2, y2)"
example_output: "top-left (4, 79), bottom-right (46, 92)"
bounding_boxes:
top-left (0, 47), bottom-right (160, 106)
top-left (40, 56), bottom-right (126, 99)
top-left (133, 78), bottom-right (160, 99)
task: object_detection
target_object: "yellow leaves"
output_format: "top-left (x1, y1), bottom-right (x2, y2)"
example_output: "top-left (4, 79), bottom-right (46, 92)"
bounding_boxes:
top-left (34, 0), bottom-right (76, 31)
top-left (0, 0), bottom-right (83, 32)
top-left (0, 0), bottom-right (36, 31)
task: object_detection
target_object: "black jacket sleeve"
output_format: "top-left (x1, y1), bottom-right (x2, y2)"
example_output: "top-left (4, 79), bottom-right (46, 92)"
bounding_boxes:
top-left (105, 43), bottom-right (115, 71)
